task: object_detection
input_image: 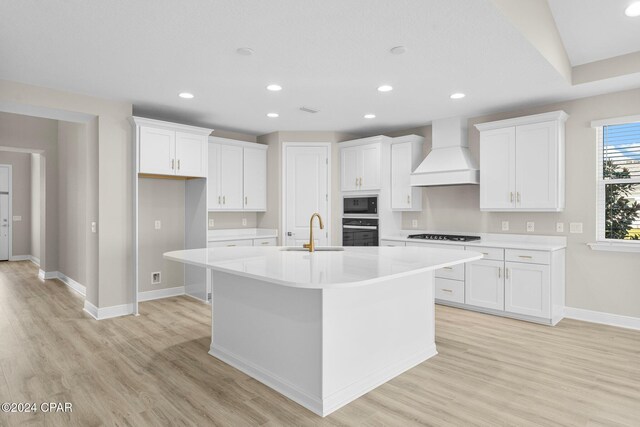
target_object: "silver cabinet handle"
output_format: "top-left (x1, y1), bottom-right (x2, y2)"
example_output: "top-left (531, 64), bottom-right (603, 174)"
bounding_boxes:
top-left (261, 241), bottom-right (269, 245)
top-left (442, 267), bottom-right (453, 270)
top-left (517, 192), bottom-right (521, 203)
top-left (218, 196), bottom-right (221, 204)
top-left (245, 196), bottom-right (248, 205)
top-left (407, 195), bottom-right (410, 204)
top-left (360, 177), bottom-right (363, 187)
top-left (510, 192), bottom-right (514, 202)
top-left (223, 196), bottom-right (226, 204)
top-left (506, 268), bottom-right (510, 279)
top-left (441, 289), bottom-right (453, 293)
top-left (226, 244), bottom-right (236, 247)
top-left (177, 159), bottom-right (181, 171)
top-left (518, 255), bottom-right (533, 259)
top-left (355, 177), bottom-right (358, 187)
top-left (498, 267), bottom-right (501, 278)
top-left (171, 159), bottom-right (175, 170)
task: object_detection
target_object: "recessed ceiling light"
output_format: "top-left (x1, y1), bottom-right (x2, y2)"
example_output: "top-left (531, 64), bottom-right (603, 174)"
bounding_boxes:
top-left (236, 47), bottom-right (254, 56)
top-left (364, 114), bottom-right (376, 119)
top-left (390, 46), bottom-right (407, 55)
top-left (266, 84), bottom-right (282, 91)
top-left (267, 112), bottom-right (279, 118)
top-left (377, 85), bottom-right (393, 92)
top-left (178, 92), bottom-right (194, 99)
top-left (450, 92), bottom-right (466, 99)
top-left (625, 1), bottom-right (640, 17)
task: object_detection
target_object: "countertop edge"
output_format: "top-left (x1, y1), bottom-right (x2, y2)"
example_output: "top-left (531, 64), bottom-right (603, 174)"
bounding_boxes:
top-left (380, 236), bottom-right (567, 251)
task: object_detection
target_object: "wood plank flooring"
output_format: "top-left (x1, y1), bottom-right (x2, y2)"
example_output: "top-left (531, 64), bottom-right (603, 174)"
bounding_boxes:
top-left (0, 260), bottom-right (638, 426)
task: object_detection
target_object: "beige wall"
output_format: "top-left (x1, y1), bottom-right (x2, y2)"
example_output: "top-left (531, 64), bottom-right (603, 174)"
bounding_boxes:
top-left (387, 88), bottom-right (640, 318)
top-left (30, 154), bottom-right (41, 260)
top-left (58, 121), bottom-right (87, 285)
top-left (0, 79), bottom-right (132, 309)
top-left (0, 151), bottom-right (31, 256)
top-left (138, 178), bottom-right (184, 292)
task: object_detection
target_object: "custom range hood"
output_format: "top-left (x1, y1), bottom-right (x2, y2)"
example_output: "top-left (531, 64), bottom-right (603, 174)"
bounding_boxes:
top-left (410, 117), bottom-right (479, 186)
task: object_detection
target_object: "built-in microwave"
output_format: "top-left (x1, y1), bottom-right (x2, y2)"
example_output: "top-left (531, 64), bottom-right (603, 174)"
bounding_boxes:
top-left (343, 196), bottom-right (377, 215)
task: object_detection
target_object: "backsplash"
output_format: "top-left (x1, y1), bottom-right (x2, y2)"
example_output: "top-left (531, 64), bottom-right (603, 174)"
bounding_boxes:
top-left (208, 212), bottom-right (258, 229)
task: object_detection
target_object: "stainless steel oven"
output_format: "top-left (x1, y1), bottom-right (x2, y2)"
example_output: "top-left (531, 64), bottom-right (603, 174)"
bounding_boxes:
top-left (343, 196), bottom-right (377, 216)
top-left (342, 218), bottom-right (379, 246)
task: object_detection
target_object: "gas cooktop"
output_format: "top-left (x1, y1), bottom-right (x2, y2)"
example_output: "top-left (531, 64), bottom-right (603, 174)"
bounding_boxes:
top-left (407, 233), bottom-right (481, 242)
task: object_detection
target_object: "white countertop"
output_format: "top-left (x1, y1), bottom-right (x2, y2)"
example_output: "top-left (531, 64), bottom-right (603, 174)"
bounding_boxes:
top-left (382, 231), bottom-right (567, 251)
top-left (164, 246), bottom-right (482, 289)
top-left (207, 228), bottom-right (278, 242)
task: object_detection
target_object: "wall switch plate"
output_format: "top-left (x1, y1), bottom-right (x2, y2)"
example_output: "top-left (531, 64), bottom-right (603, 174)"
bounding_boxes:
top-left (570, 222), bottom-right (583, 233)
top-left (501, 221), bottom-right (509, 231)
top-left (208, 219), bottom-right (215, 228)
top-left (151, 272), bottom-right (161, 285)
top-left (411, 219), bottom-right (418, 228)
top-left (556, 222), bottom-right (564, 233)
top-left (154, 220), bottom-right (161, 230)
top-left (91, 222), bottom-right (97, 233)
top-left (12, 216), bottom-right (22, 221)
top-left (242, 218), bottom-right (247, 226)
top-left (526, 222), bottom-right (535, 232)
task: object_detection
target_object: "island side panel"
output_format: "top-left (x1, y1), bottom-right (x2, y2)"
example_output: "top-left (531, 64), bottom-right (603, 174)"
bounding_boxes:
top-left (209, 271), bottom-right (324, 412)
top-left (321, 270), bottom-right (437, 415)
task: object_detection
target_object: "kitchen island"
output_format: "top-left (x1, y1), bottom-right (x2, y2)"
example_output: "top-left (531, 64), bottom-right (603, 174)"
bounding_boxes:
top-left (164, 246), bottom-right (481, 416)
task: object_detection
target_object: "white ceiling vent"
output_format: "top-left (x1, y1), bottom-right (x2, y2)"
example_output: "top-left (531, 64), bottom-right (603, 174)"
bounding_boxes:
top-left (300, 106), bottom-right (320, 114)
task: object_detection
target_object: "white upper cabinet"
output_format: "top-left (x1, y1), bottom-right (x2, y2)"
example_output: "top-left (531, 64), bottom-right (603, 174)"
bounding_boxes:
top-left (391, 135), bottom-right (424, 211)
top-left (340, 141), bottom-right (381, 192)
top-left (133, 117), bottom-right (211, 178)
top-left (476, 111), bottom-right (568, 212)
top-left (243, 146), bottom-right (267, 211)
top-left (208, 137), bottom-right (268, 212)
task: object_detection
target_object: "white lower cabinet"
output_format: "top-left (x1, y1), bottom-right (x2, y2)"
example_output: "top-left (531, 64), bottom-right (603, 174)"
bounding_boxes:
top-left (504, 261), bottom-right (550, 318)
top-left (208, 239), bottom-right (253, 248)
top-left (465, 259), bottom-right (505, 311)
top-left (253, 237), bottom-right (277, 246)
top-left (435, 278), bottom-right (464, 304)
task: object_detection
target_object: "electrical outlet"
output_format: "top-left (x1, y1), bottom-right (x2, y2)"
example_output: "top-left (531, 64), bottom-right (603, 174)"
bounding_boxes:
top-left (570, 222), bottom-right (583, 233)
top-left (242, 218), bottom-right (247, 226)
top-left (526, 221), bottom-right (535, 232)
top-left (208, 218), bottom-right (215, 228)
top-left (154, 220), bottom-right (161, 230)
top-left (412, 219), bottom-right (418, 228)
top-left (151, 272), bottom-right (161, 285)
top-left (501, 221), bottom-right (509, 231)
top-left (556, 222), bottom-right (564, 233)
top-left (12, 215), bottom-right (22, 221)
top-left (91, 222), bottom-right (97, 233)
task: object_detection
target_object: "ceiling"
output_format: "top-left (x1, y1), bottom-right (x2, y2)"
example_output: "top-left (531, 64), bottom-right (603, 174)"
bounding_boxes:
top-left (548, 0), bottom-right (640, 65)
top-left (1, 0), bottom-right (639, 136)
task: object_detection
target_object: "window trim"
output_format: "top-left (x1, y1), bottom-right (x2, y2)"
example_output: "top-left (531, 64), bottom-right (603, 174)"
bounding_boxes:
top-left (591, 116), bottom-right (640, 249)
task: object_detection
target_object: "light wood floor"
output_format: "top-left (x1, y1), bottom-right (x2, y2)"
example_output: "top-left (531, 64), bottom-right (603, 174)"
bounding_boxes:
top-left (0, 261), bottom-right (639, 426)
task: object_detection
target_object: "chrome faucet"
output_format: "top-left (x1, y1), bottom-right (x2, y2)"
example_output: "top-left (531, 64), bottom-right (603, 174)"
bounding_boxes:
top-left (303, 213), bottom-right (324, 252)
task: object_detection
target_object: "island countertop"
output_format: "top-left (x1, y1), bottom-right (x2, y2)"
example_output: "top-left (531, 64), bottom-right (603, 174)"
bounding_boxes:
top-left (164, 246), bottom-right (482, 289)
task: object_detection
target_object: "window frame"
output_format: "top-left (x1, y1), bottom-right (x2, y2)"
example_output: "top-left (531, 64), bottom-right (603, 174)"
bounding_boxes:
top-left (593, 115), bottom-right (640, 246)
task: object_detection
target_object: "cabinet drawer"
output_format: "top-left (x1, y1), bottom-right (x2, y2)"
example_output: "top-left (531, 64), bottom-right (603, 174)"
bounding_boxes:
top-left (467, 246), bottom-right (504, 261)
top-left (505, 249), bottom-right (550, 265)
top-left (436, 263), bottom-right (465, 281)
top-left (405, 242), bottom-right (451, 250)
top-left (380, 239), bottom-right (406, 247)
top-left (253, 238), bottom-right (277, 246)
top-left (207, 239), bottom-right (253, 248)
top-left (435, 278), bottom-right (464, 304)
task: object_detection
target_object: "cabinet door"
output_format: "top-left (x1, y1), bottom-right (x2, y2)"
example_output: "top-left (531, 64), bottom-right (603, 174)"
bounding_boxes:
top-left (175, 132), bottom-right (207, 177)
top-left (359, 144), bottom-right (381, 190)
top-left (515, 121), bottom-right (559, 210)
top-left (341, 146), bottom-right (359, 191)
top-left (465, 260), bottom-right (504, 310)
top-left (219, 144), bottom-right (244, 210)
top-left (207, 143), bottom-right (221, 209)
top-left (505, 262), bottom-right (550, 318)
top-left (139, 126), bottom-right (175, 175)
top-left (391, 142), bottom-right (412, 209)
top-left (479, 127), bottom-right (516, 210)
top-left (243, 147), bottom-right (267, 211)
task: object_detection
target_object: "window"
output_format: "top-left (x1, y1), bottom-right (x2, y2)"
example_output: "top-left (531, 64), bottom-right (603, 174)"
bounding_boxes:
top-left (596, 120), bottom-right (640, 241)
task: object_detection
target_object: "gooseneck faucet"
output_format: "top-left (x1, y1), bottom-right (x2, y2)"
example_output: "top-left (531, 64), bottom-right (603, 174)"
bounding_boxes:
top-left (303, 213), bottom-right (324, 252)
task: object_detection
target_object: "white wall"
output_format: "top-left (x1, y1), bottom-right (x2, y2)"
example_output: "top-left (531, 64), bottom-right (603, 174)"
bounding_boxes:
top-left (385, 88), bottom-right (640, 318)
top-left (0, 151), bottom-right (31, 257)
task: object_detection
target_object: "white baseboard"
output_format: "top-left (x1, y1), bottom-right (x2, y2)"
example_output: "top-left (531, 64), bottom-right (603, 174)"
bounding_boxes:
top-left (38, 269), bottom-right (58, 280)
top-left (57, 272), bottom-right (86, 297)
top-left (138, 286), bottom-right (185, 302)
top-left (9, 255), bottom-right (30, 261)
top-left (29, 255), bottom-right (40, 266)
top-left (564, 307), bottom-right (640, 331)
top-left (83, 300), bottom-right (134, 320)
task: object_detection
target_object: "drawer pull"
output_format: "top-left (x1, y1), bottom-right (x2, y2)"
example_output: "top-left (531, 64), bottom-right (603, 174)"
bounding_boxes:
top-left (442, 267), bottom-right (453, 270)
top-left (482, 252), bottom-right (489, 256)
top-left (518, 255), bottom-right (533, 259)
top-left (441, 289), bottom-right (453, 293)
top-left (261, 242), bottom-right (269, 245)
top-left (227, 244), bottom-right (236, 247)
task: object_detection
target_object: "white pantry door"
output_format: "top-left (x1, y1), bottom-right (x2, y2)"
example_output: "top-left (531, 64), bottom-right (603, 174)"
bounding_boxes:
top-left (284, 144), bottom-right (329, 247)
top-left (0, 193), bottom-right (8, 261)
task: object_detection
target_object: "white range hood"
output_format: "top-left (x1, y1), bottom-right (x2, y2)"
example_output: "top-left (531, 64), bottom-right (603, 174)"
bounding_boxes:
top-left (410, 117), bottom-right (479, 186)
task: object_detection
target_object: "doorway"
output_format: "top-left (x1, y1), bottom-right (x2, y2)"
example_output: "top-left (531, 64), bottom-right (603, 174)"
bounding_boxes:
top-left (0, 165), bottom-right (11, 261)
top-left (282, 143), bottom-right (331, 246)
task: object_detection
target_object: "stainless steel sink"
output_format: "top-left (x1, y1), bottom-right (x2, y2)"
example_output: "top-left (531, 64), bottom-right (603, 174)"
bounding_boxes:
top-left (281, 246), bottom-right (345, 252)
